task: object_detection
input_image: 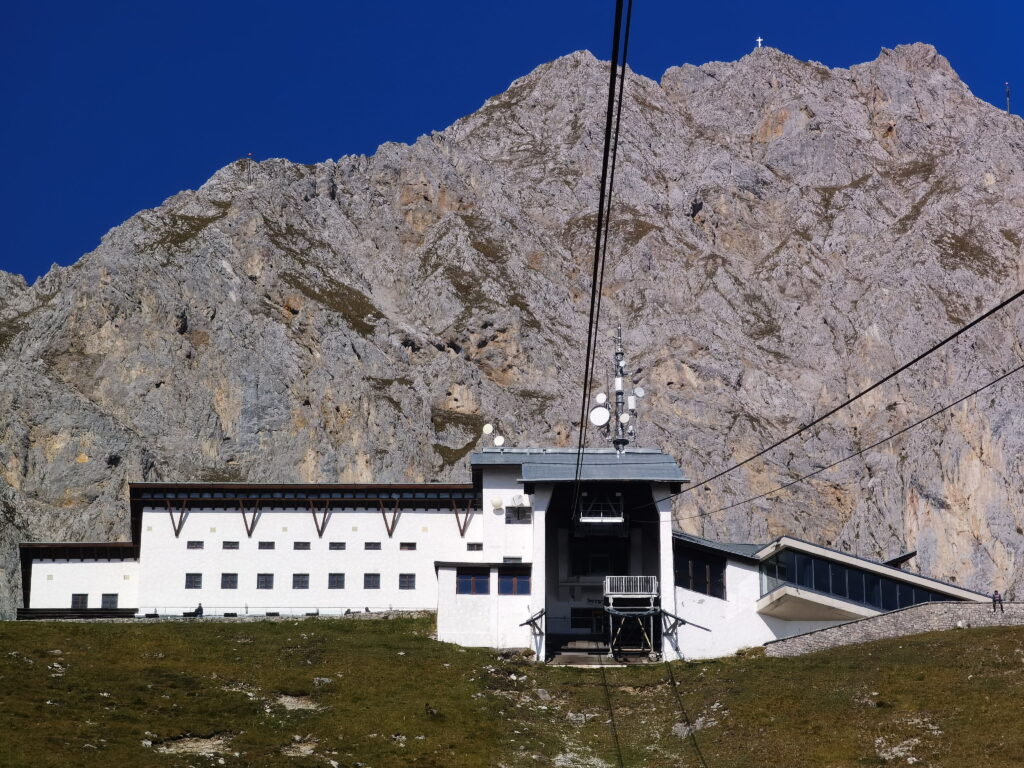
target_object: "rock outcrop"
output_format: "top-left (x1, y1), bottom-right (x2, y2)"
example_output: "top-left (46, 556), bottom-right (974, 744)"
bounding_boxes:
top-left (2, 43), bottom-right (1023, 616)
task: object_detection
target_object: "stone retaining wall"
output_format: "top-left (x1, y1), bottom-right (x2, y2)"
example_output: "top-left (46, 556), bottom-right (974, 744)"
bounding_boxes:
top-left (764, 601), bottom-right (1024, 657)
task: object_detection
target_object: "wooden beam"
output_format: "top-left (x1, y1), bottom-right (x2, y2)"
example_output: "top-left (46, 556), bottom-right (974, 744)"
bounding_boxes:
top-left (310, 501), bottom-right (331, 538)
top-left (166, 500), bottom-right (188, 538)
top-left (240, 500), bottom-right (261, 538)
top-left (378, 499), bottom-right (400, 538)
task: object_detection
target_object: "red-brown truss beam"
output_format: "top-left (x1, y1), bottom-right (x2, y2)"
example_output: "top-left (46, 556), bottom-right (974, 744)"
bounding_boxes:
top-left (166, 500), bottom-right (189, 538)
top-left (378, 499), bottom-right (400, 538)
top-left (310, 501), bottom-right (332, 538)
top-left (451, 498), bottom-right (475, 538)
top-left (239, 500), bottom-right (262, 538)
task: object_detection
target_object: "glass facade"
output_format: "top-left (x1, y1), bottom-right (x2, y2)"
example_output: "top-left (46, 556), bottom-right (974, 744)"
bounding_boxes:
top-left (760, 549), bottom-right (953, 611)
top-left (674, 542), bottom-right (726, 600)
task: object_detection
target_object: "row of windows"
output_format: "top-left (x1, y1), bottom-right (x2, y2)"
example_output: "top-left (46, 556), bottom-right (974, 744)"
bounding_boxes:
top-left (71, 594), bottom-right (118, 609)
top-left (760, 549), bottom-right (953, 611)
top-left (454, 568), bottom-right (531, 595)
top-left (674, 543), bottom-right (727, 600)
top-left (184, 573), bottom-right (415, 590)
top-left (186, 540), bottom-right (486, 552)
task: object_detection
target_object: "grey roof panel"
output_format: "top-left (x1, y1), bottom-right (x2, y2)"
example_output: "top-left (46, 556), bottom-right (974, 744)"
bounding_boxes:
top-left (672, 531), bottom-right (762, 561)
top-left (471, 448), bottom-right (687, 484)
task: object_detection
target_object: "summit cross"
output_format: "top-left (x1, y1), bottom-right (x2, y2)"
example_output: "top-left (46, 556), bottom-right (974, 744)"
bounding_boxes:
top-left (756, 36), bottom-right (763, 48)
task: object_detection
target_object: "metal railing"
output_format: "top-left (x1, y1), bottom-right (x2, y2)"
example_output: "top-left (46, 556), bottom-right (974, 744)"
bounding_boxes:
top-left (604, 575), bottom-right (659, 596)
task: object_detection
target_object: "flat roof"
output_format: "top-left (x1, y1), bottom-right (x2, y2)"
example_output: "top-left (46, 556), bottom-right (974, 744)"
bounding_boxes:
top-left (471, 448), bottom-right (688, 484)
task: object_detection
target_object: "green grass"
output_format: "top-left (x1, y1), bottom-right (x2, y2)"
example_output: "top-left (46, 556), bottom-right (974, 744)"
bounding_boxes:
top-left (2, 617), bottom-right (1024, 767)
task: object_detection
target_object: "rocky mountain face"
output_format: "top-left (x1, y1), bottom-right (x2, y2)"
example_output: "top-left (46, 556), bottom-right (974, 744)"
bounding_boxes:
top-left (2, 43), bottom-right (1023, 617)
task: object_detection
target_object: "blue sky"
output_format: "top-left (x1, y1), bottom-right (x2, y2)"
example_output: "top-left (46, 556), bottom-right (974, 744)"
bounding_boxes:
top-left (2, 0), bottom-right (1020, 283)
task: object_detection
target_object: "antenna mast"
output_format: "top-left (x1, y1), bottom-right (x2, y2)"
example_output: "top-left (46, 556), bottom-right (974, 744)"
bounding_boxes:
top-left (588, 325), bottom-right (645, 453)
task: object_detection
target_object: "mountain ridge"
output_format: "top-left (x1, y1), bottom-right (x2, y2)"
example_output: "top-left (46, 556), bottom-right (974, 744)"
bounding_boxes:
top-left (1, 42), bottom-right (1023, 617)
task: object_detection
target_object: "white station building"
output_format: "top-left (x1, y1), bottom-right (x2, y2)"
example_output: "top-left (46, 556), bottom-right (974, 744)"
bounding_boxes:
top-left (18, 447), bottom-right (987, 661)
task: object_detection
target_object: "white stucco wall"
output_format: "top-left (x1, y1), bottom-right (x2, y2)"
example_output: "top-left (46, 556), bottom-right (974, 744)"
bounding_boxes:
top-left (29, 559), bottom-right (139, 609)
top-left (137, 505), bottom-right (495, 615)
top-left (666, 560), bottom-right (844, 660)
top-left (436, 566), bottom-right (537, 651)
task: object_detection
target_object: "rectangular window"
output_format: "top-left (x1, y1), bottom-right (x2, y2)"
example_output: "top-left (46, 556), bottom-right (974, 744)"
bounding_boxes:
top-left (829, 563), bottom-right (849, 598)
top-left (71, 594), bottom-right (88, 609)
top-left (329, 542), bottom-right (346, 550)
top-left (185, 573), bottom-right (203, 589)
top-left (812, 558), bottom-right (831, 593)
top-left (865, 573), bottom-right (882, 608)
top-left (467, 542), bottom-right (483, 551)
top-left (101, 594), bottom-right (118, 609)
top-left (221, 573), bottom-right (238, 589)
top-left (399, 573), bottom-right (416, 590)
top-left (256, 573), bottom-right (274, 589)
top-left (400, 542), bottom-right (417, 551)
top-left (673, 542), bottom-right (727, 600)
top-left (456, 568), bottom-right (490, 594)
top-left (293, 573), bottom-right (310, 589)
top-left (328, 573), bottom-right (345, 589)
top-left (258, 541), bottom-right (275, 550)
top-left (222, 541), bottom-right (240, 550)
top-left (897, 581), bottom-right (914, 609)
top-left (505, 506), bottom-right (532, 524)
top-left (795, 554), bottom-right (814, 588)
top-left (186, 540), bottom-right (204, 550)
top-left (503, 557), bottom-right (523, 563)
top-left (364, 573), bottom-right (381, 589)
top-left (881, 578), bottom-right (899, 610)
top-left (293, 542), bottom-right (311, 551)
top-left (365, 542), bottom-right (381, 551)
top-left (848, 569), bottom-right (865, 603)
top-left (498, 569), bottom-right (531, 595)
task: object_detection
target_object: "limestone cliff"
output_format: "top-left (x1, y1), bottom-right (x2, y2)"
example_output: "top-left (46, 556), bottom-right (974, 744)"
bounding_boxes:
top-left (2, 43), bottom-right (1023, 616)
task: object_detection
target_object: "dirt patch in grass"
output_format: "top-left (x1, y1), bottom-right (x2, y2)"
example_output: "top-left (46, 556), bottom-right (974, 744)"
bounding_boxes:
top-left (154, 733), bottom-right (232, 755)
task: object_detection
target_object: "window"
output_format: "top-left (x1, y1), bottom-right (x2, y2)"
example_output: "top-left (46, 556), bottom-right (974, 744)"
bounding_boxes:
top-left (185, 573), bottom-right (203, 589)
top-left (329, 542), bottom-right (346, 550)
top-left (258, 541), bottom-right (275, 550)
top-left (256, 573), bottom-right (274, 589)
top-left (759, 549), bottom-right (953, 614)
top-left (293, 573), bottom-right (310, 589)
top-left (503, 557), bottom-right (522, 563)
top-left (399, 573), bottom-right (416, 590)
top-left (293, 542), bottom-right (311, 551)
top-left (498, 568), bottom-right (530, 595)
top-left (673, 542), bottom-right (726, 599)
top-left (505, 506), bottom-right (532, 524)
top-left (467, 542), bottom-right (483, 551)
top-left (71, 594), bottom-right (88, 609)
top-left (186, 540), bottom-right (204, 549)
top-left (101, 594), bottom-right (118, 609)
top-left (364, 573), bottom-right (381, 589)
top-left (456, 568), bottom-right (489, 594)
top-left (221, 573), bottom-right (238, 589)
top-left (328, 573), bottom-right (345, 589)
top-left (400, 542), bottom-right (417, 551)
top-left (365, 542), bottom-right (381, 551)
top-left (222, 541), bottom-right (240, 550)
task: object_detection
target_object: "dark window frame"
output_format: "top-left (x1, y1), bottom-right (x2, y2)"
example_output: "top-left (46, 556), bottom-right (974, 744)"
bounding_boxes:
top-left (222, 541), bottom-right (240, 550)
top-left (293, 542), bottom-right (311, 551)
top-left (101, 593), bottom-right (118, 609)
top-left (398, 573), bottom-right (416, 590)
top-left (364, 573), bottom-right (381, 589)
top-left (71, 594), bottom-right (88, 609)
top-left (185, 573), bottom-right (203, 590)
top-left (328, 542), bottom-right (346, 550)
top-left (456, 568), bottom-right (490, 595)
top-left (498, 568), bottom-right (531, 595)
top-left (364, 542), bottom-right (382, 551)
top-left (256, 573), bottom-right (274, 589)
top-left (258, 541), bottom-right (276, 550)
top-left (186, 540), bottom-right (204, 550)
top-left (292, 573), bottom-right (310, 590)
top-left (221, 573), bottom-right (238, 589)
top-left (328, 573), bottom-right (345, 589)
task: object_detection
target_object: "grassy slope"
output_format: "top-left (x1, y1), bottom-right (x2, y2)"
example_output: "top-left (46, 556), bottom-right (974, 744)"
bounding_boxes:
top-left (1, 616), bottom-right (1023, 767)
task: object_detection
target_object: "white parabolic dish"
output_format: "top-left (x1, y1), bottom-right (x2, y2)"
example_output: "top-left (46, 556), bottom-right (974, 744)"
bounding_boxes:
top-left (589, 405), bottom-right (611, 427)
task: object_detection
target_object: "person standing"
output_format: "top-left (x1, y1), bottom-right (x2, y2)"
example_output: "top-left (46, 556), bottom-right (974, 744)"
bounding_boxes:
top-left (992, 590), bottom-right (1004, 614)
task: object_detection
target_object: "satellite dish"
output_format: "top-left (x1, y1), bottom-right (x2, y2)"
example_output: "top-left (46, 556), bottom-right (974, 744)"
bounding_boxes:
top-left (589, 406), bottom-right (611, 427)
top-left (634, 387), bottom-right (646, 398)
top-left (619, 412), bottom-right (631, 424)
top-left (595, 392), bottom-right (608, 405)
top-left (483, 423), bottom-right (494, 435)
top-left (494, 435), bottom-right (505, 447)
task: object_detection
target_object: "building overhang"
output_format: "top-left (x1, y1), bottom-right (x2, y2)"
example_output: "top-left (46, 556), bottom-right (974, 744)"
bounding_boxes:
top-left (756, 585), bottom-right (880, 621)
top-left (754, 536), bottom-right (989, 603)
